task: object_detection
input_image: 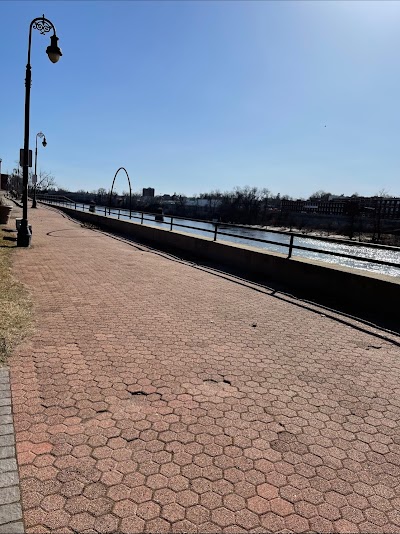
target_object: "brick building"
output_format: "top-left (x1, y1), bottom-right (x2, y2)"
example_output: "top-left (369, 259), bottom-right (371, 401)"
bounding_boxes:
top-left (1, 173), bottom-right (9, 190)
top-left (281, 197), bottom-right (400, 219)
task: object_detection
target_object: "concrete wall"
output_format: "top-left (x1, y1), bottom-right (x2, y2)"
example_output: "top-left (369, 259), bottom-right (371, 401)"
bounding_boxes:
top-left (46, 204), bottom-right (400, 330)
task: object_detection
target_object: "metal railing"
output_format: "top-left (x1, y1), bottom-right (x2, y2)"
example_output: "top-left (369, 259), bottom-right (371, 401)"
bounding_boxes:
top-left (38, 196), bottom-right (400, 271)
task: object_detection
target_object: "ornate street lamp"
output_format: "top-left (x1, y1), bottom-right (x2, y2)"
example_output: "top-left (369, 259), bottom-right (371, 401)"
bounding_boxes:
top-left (32, 132), bottom-right (47, 208)
top-left (17, 15), bottom-right (62, 247)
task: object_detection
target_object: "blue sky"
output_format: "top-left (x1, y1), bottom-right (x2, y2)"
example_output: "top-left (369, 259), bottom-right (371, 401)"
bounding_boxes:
top-left (1, 0), bottom-right (400, 198)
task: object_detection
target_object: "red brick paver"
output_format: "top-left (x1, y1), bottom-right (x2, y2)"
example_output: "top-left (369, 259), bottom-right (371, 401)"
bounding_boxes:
top-left (9, 207), bottom-right (400, 533)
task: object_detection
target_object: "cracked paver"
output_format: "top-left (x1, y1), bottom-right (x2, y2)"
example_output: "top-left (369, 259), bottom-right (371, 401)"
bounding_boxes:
top-left (6, 206), bottom-right (400, 533)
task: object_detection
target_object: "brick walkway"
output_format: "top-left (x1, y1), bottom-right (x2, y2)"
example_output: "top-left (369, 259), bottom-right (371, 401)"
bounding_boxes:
top-left (7, 206), bottom-right (400, 533)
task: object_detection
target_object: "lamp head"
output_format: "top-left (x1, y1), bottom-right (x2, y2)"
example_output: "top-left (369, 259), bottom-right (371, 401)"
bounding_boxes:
top-left (42, 137), bottom-right (47, 147)
top-left (46, 34), bottom-right (62, 63)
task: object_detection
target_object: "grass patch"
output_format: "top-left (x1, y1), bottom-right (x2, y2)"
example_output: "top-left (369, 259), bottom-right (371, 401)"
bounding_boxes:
top-left (80, 222), bottom-right (100, 230)
top-left (0, 227), bottom-right (32, 365)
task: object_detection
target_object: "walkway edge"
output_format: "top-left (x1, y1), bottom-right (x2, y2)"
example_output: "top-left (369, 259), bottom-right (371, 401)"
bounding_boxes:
top-left (0, 368), bottom-right (24, 533)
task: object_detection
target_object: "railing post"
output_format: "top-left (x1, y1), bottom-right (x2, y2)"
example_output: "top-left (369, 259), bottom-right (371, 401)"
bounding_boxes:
top-left (118, 208), bottom-right (120, 220)
top-left (141, 212), bottom-right (144, 224)
top-left (170, 217), bottom-right (174, 231)
top-left (214, 223), bottom-right (219, 242)
top-left (104, 206), bottom-right (106, 216)
top-left (74, 202), bottom-right (76, 210)
top-left (288, 234), bottom-right (294, 258)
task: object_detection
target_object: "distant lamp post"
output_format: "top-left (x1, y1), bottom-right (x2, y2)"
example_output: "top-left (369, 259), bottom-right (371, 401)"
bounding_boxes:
top-left (32, 132), bottom-right (47, 208)
top-left (17, 15), bottom-right (62, 247)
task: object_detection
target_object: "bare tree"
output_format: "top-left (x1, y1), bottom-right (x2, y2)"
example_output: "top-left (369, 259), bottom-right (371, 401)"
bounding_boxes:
top-left (376, 188), bottom-right (391, 198)
top-left (309, 190), bottom-right (331, 201)
top-left (260, 188), bottom-right (271, 222)
top-left (199, 189), bottom-right (222, 213)
top-left (8, 170), bottom-right (23, 197)
top-left (31, 170), bottom-right (57, 191)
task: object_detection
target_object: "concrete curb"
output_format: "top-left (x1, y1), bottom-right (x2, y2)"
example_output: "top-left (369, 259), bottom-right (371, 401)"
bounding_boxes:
top-left (0, 368), bottom-right (24, 533)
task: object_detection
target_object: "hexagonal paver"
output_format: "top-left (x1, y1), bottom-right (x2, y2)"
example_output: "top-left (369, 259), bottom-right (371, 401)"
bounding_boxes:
top-left (161, 502), bottom-right (186, 522)
top-left (69, 512), bottom-right (96, 532)
top-left (113, 499), bottom-right (138, 518)
top-left (257, 482), bottom-right (279, 500)
top-left (248, 495), bottom-right (270, 514)
top-left (130, 485), bottom-right (153, 504)
top-left (88, 497), bottom-right (113, 517)
top-left (261, 512), bottom-right (285, 532)
top-left (94, 513), bottom-right (119, 533)
top-left (211, 507), bottom-right (235, 527)
top-left (120, 515), bottom-right (146, 533)
top-left (235, 508), bottom-right (260, 530)
top-left (137, 501), bottom-right (161, 520)
top-left (186, 505), bottom-right (210, 525)
top-left (107, 484), bottom-right (132, 502)
top-left (176, 489), bottom-right (199, 508)
top-left (40, 494), bottom-right (66, 512)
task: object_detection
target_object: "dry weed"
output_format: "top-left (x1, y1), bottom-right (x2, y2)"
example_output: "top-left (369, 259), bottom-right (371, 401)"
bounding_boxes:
top-left (0, 228), bottom-right (32, 364)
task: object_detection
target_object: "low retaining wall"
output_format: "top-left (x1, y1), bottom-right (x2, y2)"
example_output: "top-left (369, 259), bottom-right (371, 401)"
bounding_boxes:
top-left (46, 204), bottom-right (400, 330)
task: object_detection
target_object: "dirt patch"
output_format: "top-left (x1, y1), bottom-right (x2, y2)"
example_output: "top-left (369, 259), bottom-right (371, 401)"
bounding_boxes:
top-left (0, 226), bottom-right (33, 365)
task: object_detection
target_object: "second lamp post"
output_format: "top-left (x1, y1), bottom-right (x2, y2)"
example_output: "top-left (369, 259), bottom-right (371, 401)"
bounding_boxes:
top-left (32, 131), bottom-right (47, 208)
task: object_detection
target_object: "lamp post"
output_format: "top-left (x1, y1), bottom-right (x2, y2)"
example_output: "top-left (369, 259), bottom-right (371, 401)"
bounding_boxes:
top-left (17, 15), bottom-right (62, 247)
top-left (32, 132), bottom-right (47, 208)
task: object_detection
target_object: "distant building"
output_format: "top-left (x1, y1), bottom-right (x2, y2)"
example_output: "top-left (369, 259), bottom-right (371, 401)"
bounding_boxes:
top-left (185, 198), bottom-right (215, 208)
top-left (0, 174), bottom-right (9, 190)
top-left (142, 187), bottom-right (155, 198)
top-left (281, 197), bottom-right (400, 219)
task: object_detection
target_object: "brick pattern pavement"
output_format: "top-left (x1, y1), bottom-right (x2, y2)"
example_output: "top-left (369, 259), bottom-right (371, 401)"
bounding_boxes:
top-left (7, 207), bottom-right (400, 533)
top-left (0, 368), bottom-right (24, 533)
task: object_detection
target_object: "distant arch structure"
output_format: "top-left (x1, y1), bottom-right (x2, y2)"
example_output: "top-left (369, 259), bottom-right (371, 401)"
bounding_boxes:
top-left (109, 167), bottom-right (132, 217)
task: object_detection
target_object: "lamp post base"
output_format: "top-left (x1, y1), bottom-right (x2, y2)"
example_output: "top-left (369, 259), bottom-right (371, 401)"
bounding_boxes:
top-left (32, 199), bottom-right (38, 208)
top-left (17, 221), bottom-right (32, 247)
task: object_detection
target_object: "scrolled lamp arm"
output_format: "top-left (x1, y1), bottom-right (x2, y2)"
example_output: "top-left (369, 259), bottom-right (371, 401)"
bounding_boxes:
top-left (27, 15), bottom-right (62, 65)
top-left (32, 16), bottom-right (54, 35)
top-left (36, 132), bottom-right (47, 148)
